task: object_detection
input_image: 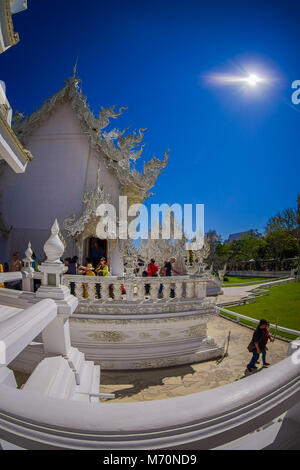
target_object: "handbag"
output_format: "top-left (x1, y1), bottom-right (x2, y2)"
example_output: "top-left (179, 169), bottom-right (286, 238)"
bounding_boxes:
top-left (247, 340), bottom-right (255, 352)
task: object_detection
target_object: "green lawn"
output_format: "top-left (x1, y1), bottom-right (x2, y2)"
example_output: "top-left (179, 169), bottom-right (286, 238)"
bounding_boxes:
top-left (222, 276), bottom-right (276, 286)
top-left (222, 281), bottom-right (300, 340)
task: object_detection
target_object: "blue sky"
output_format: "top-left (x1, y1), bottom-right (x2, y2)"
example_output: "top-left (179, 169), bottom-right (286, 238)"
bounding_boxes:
top-left (2, 0), bottom-right (300, 240)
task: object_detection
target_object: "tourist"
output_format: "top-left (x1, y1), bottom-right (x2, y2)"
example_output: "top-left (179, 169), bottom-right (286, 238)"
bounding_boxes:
top-left (79, 257), bottom-right (92, 274)
top-left (95, 257), bottom-right (110, 276)
top-left (32, 251), bottom-right (41, 292)
top-left (68, 256), bottom-right (79, 295)
top-left (79, 262), bottom-right (95, 299)
top-left (95, 257), bottom-right (111, 298)
top-left (69, 256), bottom-right (79, 275)
top-left (8, 252), bottom-right (22, 290)
top-left (64, 257), bottom-right (71, 272)
top-left (31, 251), bottom-right (39, 272)
top-left (247, 319), bottom-right (268, 372)
top-left (10, 252), bottom-right (22, 272)
top-left (256, 321), bottom-right (273, 367)
top-left (159, 257), bottom-right (179, 298)
top-left (147, 258), bottom-right (158, 277)
top-left (91, 240), bottom-right (103, 268)
top-left (158, 260), bottom-right (167, 297)
top-left (142, 270), bottom-right (150, 295)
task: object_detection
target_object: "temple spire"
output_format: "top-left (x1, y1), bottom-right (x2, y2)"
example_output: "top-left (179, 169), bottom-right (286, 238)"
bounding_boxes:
top-left (73, 57), bottom-right (78, 78)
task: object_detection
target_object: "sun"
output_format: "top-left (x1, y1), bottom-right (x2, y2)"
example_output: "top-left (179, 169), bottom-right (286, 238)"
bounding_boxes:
top-left (246, 73), bottom-right (262, 86)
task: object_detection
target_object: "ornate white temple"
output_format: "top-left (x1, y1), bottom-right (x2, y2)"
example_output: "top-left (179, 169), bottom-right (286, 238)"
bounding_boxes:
top-left (0, 2), bottom-right (299, 451)
top-left (0, 73), bottom-right (168, 272)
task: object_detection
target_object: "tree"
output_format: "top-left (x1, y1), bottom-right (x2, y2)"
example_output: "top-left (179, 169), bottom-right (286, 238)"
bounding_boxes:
top-left (265, 204), bottom-right (298, 234)
top-left (265, 230), bottom-right (300, 261)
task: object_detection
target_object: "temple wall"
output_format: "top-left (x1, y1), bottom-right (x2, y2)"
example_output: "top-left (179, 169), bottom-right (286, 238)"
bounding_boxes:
top-left (0, 102), bottom-right (120, 262)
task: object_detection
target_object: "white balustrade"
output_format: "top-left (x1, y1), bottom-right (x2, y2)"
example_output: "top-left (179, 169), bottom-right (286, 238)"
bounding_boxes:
top-left (62, 274), bottom-right (207, 303)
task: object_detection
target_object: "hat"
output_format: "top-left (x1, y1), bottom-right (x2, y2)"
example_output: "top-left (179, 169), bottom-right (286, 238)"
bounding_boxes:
top-left (86, 264), bottom-right (94, 270)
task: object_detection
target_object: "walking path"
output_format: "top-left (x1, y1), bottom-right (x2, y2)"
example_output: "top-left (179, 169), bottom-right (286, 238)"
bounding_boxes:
top-left (99, 315), bottom-right (288, 403)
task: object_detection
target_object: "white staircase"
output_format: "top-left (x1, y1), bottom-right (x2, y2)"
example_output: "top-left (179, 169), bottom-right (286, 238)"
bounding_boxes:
top-left (22, 348), bottom-right (107, 402)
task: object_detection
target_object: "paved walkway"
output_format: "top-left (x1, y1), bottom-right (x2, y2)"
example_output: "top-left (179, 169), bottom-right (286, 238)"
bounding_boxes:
top-left (99, 316), bottom-right (289, 403)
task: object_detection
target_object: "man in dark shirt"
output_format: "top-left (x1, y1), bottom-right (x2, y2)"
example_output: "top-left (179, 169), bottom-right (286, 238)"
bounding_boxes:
top-left (165, 257), bottom-right (179, 276)
top-left (247, 319), bottom-right (268, 372)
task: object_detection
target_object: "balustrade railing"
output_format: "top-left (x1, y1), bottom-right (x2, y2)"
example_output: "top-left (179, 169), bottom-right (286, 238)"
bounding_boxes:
top-left (62, 274), bottom-right (207, 302)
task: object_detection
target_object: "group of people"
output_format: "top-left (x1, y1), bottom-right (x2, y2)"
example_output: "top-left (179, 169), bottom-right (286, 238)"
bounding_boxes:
top-left (247, 319), bottom-right (274, 372)
top-left (141, 257), bottom-right (179, 279)
top-left (64, 255), bottom-right (112, 298)
top-left (64, 256), bottom-right (110, 277)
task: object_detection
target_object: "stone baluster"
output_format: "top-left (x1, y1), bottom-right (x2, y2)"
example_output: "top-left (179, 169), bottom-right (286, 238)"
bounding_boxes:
top-left (87, 280), bottom-right (96, 300)
top-left (165, 281), bottom-right (173, 299)
top-left (113, 282), bottom-right (123, 301)
top-left (75, 281), bottom-right (84, 300)
top-left (63, 277), bottom-right (70, 290)
top-left (101, 282), bottom-right (110, 301)
top-left (186, 279), bottom-right (195, 298)
top-left (175, 280), bottom-right (183, 299)
top-left (195, 280), bottom-right (206, 299)
top-left (150, 280), bottom-right (158, 301)
top-left (124, 281), bottom-right (134, 301)
top-left (136, 281), bottom-right (145, 301)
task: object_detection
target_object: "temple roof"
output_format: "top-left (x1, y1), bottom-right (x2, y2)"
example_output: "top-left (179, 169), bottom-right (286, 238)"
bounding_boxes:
top-left (13, 75), bottom-right (169, 202)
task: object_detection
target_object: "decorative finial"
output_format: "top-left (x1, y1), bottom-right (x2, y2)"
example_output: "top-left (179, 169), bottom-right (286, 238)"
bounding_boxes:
top-left (43, 219), bottom-right (65, 263)
top-left (25, 241), bottom-right (33, 262)
top-left (73, 57), bottom-right (78, 78)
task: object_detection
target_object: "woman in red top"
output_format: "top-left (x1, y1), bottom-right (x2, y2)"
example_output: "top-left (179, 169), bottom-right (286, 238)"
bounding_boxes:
top-left (147, 258), bottom-right (158, 277)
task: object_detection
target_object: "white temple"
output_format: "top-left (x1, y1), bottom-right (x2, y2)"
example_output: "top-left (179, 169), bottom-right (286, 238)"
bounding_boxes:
top-left (0, 3), bottom-right (299, 451)
top-left (0, 73), bottom-right (168, 272)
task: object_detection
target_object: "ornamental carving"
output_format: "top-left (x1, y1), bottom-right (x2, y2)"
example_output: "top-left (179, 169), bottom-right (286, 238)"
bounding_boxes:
top-left (63, 169), bottom-right (112, 238)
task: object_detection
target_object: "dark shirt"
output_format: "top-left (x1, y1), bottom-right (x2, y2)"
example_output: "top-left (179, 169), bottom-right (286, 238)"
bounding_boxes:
top-left (252, 328), bottom-right (265, 350)
top-left (68, 263), bottom-right (77, 275)
top-left (165, 262), bottom-right (172, 276)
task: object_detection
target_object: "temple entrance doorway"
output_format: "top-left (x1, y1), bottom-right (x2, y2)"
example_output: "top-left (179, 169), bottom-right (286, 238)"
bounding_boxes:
top-left (87, 238), bottom-right (108, 268)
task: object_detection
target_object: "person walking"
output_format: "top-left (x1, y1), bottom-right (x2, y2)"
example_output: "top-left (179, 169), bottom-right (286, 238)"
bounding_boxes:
top-left (159, 257), bottom-right (179, 298)
top-left (256, 321), bottom-right (273, 367)
top-left (247, 319), bottom-right (268, 372)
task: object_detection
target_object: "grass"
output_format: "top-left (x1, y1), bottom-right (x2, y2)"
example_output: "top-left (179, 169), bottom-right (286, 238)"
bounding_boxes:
top-left (222, 276), bottom-right (276, 286)
top-left (221, 281), bottom-right (300, 340)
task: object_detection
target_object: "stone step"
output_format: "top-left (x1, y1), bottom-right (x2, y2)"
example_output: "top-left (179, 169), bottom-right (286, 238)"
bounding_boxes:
top-left (23, 356), bottom-right (76, 400)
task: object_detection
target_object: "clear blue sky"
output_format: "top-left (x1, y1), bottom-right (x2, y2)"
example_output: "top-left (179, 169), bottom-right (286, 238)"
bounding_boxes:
top-left (2, 0), bottom-right (300, 240)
